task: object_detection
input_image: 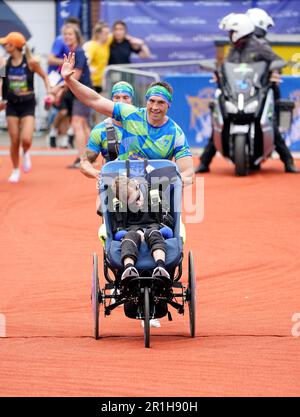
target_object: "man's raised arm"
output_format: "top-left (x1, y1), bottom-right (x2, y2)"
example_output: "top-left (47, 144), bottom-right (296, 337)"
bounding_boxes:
top-left (61, 52), bottom-right (114, 117)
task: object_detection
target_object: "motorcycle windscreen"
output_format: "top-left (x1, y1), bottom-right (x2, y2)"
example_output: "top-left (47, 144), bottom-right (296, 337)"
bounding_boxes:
top-left (222, 62), bottom-right (269, 101)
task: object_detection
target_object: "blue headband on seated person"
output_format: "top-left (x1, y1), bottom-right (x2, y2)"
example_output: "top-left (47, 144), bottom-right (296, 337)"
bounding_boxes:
top-left (145, 85), bottom-right (172, 106)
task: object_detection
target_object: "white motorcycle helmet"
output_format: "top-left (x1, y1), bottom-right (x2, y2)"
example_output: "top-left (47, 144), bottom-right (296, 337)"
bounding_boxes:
top-left (246, 8), bottom-right (275, 32)
top-left (219, 13), bottom-right (255, 43)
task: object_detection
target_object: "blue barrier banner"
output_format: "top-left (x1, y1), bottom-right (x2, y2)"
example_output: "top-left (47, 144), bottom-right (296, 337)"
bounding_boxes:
top-left (163, 74), bottom-right (300, 151)
top-left (163, 74), bottom-right (214, 148)
top-left (281, 77), bottom-right (300, 151)
top-left (100, 0), bottom-right (300, 62)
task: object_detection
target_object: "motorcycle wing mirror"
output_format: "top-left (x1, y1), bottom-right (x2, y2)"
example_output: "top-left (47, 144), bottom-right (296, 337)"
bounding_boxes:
top-left (269, 59), bottom-right (286, 72)
top-left (199, 59), bottom-right (217, 72)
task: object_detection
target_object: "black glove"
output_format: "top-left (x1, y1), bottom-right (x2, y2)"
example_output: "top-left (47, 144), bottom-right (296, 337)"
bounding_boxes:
top-left (162, 212), bottom-right (174, 229)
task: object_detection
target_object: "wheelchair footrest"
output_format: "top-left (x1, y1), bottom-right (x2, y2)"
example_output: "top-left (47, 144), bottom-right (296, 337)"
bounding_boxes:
top-left (172, 281), bottom-right (183, 288)
top-left (158, 297), bottom-right (184, 314)
top-left (105, 298), bottom-right (126, 315)
top-left (105, 283), bottom-right (115, 290)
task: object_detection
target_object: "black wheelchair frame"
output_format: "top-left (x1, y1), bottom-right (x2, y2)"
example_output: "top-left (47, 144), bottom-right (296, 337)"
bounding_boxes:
top-left (92, 248), bottom-right (196, 348)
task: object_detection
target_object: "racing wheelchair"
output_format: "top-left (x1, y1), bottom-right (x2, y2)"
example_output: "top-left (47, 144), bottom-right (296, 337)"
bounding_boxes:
top-left (91, 159), bottom-right (196, 348)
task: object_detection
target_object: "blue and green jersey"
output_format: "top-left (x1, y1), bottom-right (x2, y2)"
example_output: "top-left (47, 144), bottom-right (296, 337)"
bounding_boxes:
top-left (86, 103), bottom-right (192, 162)
top-left (87, 119), bottom-right (123, 161)
top-left (112, 103), bottom-right (191, 161)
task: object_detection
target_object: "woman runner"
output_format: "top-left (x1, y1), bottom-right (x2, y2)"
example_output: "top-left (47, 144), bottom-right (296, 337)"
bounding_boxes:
top-left (0, 32), bottom-right (51, 183)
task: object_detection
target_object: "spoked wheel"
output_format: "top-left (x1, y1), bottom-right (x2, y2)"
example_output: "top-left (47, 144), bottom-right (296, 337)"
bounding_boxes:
top-left (234, 134), bottom-right (249, 177)
top-left (92, 253), bottom-right (100, 340)
top-left (187, 251), bottom-right (196, 337)
top-left (144, 286), bottom-right (150, 348)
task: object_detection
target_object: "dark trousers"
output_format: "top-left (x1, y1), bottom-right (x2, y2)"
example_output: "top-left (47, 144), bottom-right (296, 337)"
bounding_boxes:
top-left (200, 134), bottom-right (217, 166)
top-left (273, 124), bottom-right (293, 164)
top-left (200, 123), bottom-right (293, 167)
top-left (121, 224), bottom-right (166, 264)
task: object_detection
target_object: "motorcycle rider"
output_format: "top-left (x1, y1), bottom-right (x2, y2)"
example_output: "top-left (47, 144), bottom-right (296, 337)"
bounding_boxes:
top-left (195, 13), bottom-right (298, 174)
top-left (246, 8), bottom-right (274, 41)
top-left (246, 7), bottom-right (281, 104)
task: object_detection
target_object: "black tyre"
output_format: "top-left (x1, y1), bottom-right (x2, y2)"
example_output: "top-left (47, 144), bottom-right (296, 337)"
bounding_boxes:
top-left (188, 251), bottom-right (196, 338)
top-left (144, 286), bottom-right (150, 348)
top-left (92, 253), bottom-right (100, 340)
top-left (234, 134), bottom-right (249, 176)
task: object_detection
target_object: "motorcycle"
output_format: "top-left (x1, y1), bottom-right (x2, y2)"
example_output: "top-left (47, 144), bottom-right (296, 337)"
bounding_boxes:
top-left (201, 59), bottom-right (286, 176)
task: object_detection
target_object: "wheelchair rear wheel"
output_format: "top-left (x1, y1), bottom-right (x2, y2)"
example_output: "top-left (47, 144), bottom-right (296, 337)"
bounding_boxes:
top-left (188, 251), bottom-right (196, 337)
top-left (92, 253), bottom-right (100, 340)
top-left (144, 286), bottom-right (150, 348)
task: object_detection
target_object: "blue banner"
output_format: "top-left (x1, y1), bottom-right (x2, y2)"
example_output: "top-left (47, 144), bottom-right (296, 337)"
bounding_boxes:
top-left (280, 77), bottom-right (300, 151)
top-left (163, 74), bottom-right (300, 151)
top-left (56, 0), bottom-right (90, 40)
top-left (100, 0), bottom-right (300, 62)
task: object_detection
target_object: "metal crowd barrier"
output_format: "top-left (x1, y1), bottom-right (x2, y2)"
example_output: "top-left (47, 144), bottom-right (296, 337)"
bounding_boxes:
top-left (103, 60), bottom-right (206, 107)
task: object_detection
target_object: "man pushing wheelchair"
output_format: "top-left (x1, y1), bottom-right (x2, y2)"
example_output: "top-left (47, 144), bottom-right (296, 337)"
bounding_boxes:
top-left (61, 54), bottom-right (196, 344)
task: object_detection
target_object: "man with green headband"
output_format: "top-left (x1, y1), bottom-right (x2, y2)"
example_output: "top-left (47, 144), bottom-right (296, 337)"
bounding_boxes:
top-left (61, 52), bottom-right (194, 186)
top-left (80, 81), bottom-right (135, 178)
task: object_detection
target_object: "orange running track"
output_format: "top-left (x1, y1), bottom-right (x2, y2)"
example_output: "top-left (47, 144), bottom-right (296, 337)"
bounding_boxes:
top-left (0, 154), bottom-right (299, 397)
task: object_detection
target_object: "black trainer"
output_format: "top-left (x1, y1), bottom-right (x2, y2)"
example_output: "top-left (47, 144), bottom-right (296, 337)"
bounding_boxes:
top-left (49, 136), bottom-right (57, 148)
top-left (195, 163), bottom-right (210, 173)
top-left (68, 134), bottom-right (74, 149)
top-left (285, 161), bottom-right (299, 173)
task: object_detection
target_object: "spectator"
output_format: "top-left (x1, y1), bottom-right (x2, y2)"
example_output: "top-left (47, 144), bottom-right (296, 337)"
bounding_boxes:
top-left (84, 21), bottom-right (112, 125)
top-left (54, 24), bottom-right (92, 168)
top-left (47, 16), bottom-right (80, 148)
top-left (48, 16), bottom-right (80, 72)
top-left (0, 46), bottom-right (5, 95)
top-left (84, 21), bottom-right (111, 94)
top-left (108, 21), bottom-right (151, 65)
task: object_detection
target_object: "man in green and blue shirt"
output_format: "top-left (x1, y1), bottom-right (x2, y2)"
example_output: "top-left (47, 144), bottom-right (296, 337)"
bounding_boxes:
top-left (113, 89), bottom-right (191, 163)
top-left (61, 52), bottom-right (194, 186)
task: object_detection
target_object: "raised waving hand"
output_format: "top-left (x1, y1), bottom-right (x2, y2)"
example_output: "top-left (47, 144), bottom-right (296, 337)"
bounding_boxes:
top-left (61, 52), bottom-right (76, 80)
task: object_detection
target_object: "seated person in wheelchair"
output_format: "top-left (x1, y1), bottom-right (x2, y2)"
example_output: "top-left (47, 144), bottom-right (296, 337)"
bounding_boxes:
top-left (112, 174), bottom-right (174, 281)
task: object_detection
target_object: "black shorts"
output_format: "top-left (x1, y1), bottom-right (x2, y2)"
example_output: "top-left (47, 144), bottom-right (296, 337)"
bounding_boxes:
top-left (54, 90), bottom-right (73, 117)
top-left (6, 97), bottom-right (36, 118)
top-left (93, 86), bottom-right (102, 94)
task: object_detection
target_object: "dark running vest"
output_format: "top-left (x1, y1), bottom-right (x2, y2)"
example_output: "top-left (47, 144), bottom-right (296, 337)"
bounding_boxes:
top-left (4, 55), bottom-right (34, 101)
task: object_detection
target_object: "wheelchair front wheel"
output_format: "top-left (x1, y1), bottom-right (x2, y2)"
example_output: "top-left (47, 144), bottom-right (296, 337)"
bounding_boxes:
top-left (188, 251), bottom-right (196, 338)
top-left (144, 286), bottom-right (150, 348)
top-left (92, 253), bottom-right (100, 340)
